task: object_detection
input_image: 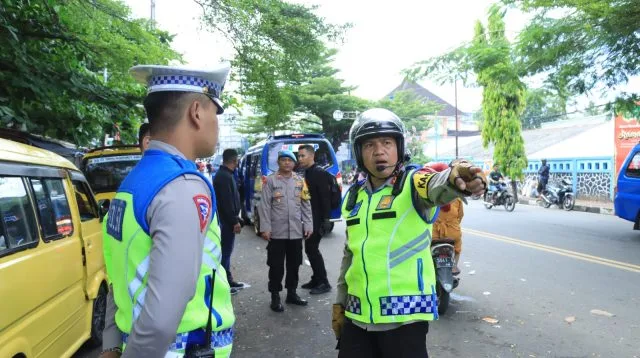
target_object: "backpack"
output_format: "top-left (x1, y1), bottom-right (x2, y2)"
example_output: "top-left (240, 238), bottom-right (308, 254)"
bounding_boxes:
top-left (327, 171), bottom-right (342, 210)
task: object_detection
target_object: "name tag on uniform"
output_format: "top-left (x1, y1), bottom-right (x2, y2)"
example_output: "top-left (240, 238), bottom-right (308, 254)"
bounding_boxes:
top-left (376, 195), bottom-right (395, 210)
top-left (106, 199), bottom-right (126, 241)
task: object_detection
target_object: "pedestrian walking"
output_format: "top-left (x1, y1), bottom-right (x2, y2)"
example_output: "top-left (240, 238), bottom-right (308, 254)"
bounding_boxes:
top-left (258, 150), bottom-right (313, 312)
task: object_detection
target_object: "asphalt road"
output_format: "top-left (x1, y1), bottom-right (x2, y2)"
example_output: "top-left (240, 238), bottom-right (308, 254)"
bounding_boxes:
top-left (75, 199), bottom-right (640, 358)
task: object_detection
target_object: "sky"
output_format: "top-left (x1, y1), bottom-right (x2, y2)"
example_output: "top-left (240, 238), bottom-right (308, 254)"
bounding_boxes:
top-left (124, 0), bottom-right (640, 114)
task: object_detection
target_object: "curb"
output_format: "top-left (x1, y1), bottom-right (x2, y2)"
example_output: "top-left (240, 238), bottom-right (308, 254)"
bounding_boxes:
top-left (517, 198), bottom-right (614, 216)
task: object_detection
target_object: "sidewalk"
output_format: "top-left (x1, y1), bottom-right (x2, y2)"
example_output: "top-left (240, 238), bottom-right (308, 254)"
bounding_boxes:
top-left (517, 196), bottom-right (614, 215)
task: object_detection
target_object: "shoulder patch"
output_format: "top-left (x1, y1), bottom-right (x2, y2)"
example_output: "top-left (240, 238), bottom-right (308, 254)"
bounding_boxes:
top-left (193, 194), bottom-right (212, 233)
top-left (413, 169), bottom-right (434, 199)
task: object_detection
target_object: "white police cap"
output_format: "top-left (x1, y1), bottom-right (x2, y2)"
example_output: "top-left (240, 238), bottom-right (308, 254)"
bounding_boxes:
top-left (129, 63), bottom-right (230, 114)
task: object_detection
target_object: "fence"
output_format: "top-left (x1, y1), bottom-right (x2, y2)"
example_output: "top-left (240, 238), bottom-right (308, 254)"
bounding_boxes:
top-left (432, 156), bottom-right (614, 201)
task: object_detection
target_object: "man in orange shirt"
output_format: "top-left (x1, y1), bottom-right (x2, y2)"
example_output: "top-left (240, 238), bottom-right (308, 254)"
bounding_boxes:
top-left (426, 162), bottom-right (464, 274)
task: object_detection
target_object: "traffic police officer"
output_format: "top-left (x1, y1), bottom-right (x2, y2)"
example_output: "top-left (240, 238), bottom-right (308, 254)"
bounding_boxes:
top-left (101, 64), bottom-right (235, 357)
top-left (331, 108), bottom-right (487, 357)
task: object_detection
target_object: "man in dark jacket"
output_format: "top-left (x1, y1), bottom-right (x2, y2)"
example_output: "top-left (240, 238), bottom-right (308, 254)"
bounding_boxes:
top-left (213, 148), bottom-right (244, 292)
top-left (297, 144), bottom-right (332, 294)
top-left (537, 158), bottom-right (550, 196)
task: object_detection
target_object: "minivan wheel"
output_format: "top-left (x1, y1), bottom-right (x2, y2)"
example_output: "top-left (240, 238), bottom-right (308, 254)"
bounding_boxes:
top-left (88, 284), bottom-right (107, 347)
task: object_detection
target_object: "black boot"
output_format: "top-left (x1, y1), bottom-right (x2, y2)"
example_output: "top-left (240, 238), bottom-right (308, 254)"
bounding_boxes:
top-left (310, 282), bottom-right (331, 295)
top-left (270, 293), bottom-right (284, 312)
top-left (285, 290), bottom-right (308, 306)
top-left (301, 279), bottom-right (317, 289)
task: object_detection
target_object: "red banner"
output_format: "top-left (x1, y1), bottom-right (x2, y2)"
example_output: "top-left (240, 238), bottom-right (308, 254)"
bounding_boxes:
top-left (614, 112), bottom-right (640, 177)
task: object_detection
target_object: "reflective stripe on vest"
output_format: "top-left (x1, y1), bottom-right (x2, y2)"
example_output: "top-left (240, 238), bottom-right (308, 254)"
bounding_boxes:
top-left (341, 169), bottom-right (439, 324)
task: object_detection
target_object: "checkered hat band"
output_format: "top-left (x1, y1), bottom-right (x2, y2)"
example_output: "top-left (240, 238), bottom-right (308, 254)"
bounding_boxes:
top-left (148, 75), bottom-right (221, 98)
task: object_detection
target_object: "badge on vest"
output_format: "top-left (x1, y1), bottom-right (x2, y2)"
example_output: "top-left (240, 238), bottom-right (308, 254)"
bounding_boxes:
top-left (348, 201), bottom-right (362, 217)
top-left (193, 194), bottom-right (212, 233)
top-left (106, 199), bottom-right (126, 241)
top-left (376, 195), bottom-right (395, 210)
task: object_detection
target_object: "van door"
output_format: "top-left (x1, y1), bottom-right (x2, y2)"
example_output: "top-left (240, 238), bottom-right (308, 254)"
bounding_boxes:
top-left (616, 149), bottom-right (640, 225)
top-left (69, 172), bottom-right (104, 289)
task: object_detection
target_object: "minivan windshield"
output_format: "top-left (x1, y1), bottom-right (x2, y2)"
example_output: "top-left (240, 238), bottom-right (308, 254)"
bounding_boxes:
top-left (267, 140), bottom-right (335, 172)
top-left (83, 154), bottom-right (142, 193)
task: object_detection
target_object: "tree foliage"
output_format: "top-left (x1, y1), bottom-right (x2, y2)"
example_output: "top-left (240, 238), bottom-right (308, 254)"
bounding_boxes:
top-left (0, 0), bottom-right (181, 146)
top-left (407, 5), bottom-right (528, 183)
top-left (521, 88), bottom-right (565, 129)
top-left (377, 89), bottom-right (442, 164)
top-left (197, 0), bottom-right (349, 130)
top-left (474, 6), bottom-right (528, 181)
top-left (506, 0), bottom-right (640, 111)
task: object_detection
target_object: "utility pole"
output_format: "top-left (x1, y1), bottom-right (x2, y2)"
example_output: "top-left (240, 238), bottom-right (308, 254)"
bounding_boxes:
top-left (150, 0), bottom-right (156, 25)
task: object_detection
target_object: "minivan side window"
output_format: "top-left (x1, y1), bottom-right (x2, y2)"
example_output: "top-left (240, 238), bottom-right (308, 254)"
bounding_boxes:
top-left (626, 152), bottom-right (640, 178)
top-left (30, 178), bottom-right (74, 239)
top-left (0, 176), bottom-right (39, 255)
top-left (72, 180), bottom-right (99, 221)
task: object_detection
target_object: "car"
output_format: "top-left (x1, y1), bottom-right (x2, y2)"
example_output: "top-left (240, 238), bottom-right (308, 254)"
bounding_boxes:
top-left (238, 133), bottom-right (342, 234)
top-left (0, 138), bottom-right (108, 357)
top-left (614, 142), bottom-right (640, 230)
top-left (81, 145), bottom-right (142, 202)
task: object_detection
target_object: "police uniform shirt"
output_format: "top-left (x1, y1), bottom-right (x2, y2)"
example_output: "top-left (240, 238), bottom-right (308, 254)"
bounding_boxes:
top-left (103, 140), bottom-right (215, 356)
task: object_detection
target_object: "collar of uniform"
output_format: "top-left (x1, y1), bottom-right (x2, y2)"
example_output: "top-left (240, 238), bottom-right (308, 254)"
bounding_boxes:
top-left (363, 174), bottom-right (396, 194)
top-left (277, 171), bottom-right (295, 179)
top-left (147, 140), bottom-right (187, 159)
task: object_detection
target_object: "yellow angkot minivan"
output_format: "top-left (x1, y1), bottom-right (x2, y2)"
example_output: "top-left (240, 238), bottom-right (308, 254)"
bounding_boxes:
top-left (0, 138), bottom-right (108, 357)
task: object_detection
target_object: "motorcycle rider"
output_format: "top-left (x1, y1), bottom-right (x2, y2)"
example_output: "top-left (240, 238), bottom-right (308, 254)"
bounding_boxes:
top-left (488, 164), bottom-right (504, 202)
top-left (331, 108), bottom-right (487, 357)
top-left (537, 159), bottom-right (550, 198)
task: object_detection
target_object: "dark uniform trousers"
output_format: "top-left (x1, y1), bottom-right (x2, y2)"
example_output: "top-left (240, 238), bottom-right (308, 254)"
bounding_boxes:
top-left (304, 231), bottom-right (328, 284)
top-left (338, 319), bottom-right (429, 358)
top-left (267, 239), bottom-right (303, 292)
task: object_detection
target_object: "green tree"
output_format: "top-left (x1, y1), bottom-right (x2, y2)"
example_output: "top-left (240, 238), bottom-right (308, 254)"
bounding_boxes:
top-left (506, 0), bottom-right (640, 112)
top-left (585, 101), bottom-right (606, 116)
top-left (521, 88), bottom-right (565, 129)
top-left (0, 0), bottom-right (181, 146)
top-left (237, 48), bottom-right (369, 150)
top-left (197, 0), bottom-right (348, 130)
top-left (408, 5), bottom-right (527, 196)
top-left (377, 89), bottom-right (443, 164)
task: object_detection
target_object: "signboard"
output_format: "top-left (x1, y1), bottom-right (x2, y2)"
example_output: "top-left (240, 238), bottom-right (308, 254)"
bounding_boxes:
top-left (87, 155), bottom-right (142, 165)
top-left (614, 109), bottom-right (640, 177)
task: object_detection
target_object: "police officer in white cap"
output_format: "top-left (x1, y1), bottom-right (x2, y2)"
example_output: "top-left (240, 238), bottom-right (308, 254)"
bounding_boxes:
top-left (100, 64), bottom-right (235, 358)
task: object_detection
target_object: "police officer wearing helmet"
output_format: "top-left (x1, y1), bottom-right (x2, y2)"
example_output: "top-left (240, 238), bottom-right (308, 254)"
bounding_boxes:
top-left (331, 108), bottom-right (487, 357)
top-left (101, 64), bottom-right (235, 358)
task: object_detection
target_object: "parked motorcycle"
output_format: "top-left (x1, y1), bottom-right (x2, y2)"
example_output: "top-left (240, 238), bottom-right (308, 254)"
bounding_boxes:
top-left (484, 181), bottom-right (516, 212)
top-left (541, 178), bottom-right (575, 211)
top-left (431, 239), bottom-right (459, 315)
